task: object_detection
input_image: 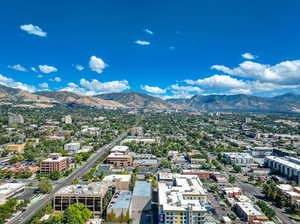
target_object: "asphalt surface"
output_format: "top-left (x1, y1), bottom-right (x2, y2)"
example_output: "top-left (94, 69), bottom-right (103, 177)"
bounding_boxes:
top-left (8, 133), bottom-right (127, 224)
top-left (235, 179), bottom-right (295, 224)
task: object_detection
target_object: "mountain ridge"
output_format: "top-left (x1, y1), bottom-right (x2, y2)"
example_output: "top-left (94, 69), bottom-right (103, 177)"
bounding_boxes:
top-left (0, 84), bottom-right (299, 113)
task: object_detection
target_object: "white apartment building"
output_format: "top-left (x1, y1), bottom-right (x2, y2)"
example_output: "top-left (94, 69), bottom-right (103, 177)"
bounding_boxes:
top-left (8, 113), bottom-right (24, 125)
top-left (223, 153), bottom-right (255, 166)
top-left (64, 142), bottom-right (81, 154)
top-left (158, 174), bottom-right (211, 224)
top-left (265, 156), bottom-right (300, 184)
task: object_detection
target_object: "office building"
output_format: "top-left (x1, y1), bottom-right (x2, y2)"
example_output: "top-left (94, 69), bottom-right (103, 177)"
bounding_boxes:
top-left (158, 174), bottom-right (209, 224)
top-left (235, 202), bottom-right (268, 224)
top-left (54, 182), bottom-right (108, 214)
top-left (40, 153), bottom-right (70, 173)
top-left (106, 153), bottom-right (133, 166)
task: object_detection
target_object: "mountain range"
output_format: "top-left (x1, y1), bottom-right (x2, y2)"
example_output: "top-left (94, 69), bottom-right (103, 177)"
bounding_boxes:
top-left (0, 84), bottom-right (299, 113)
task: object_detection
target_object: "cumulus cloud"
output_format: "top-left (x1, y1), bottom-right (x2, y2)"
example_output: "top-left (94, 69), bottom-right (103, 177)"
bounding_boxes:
top-left (39, 82), bottom-right (48, 88)
top-left (20, 24), bottom-right (47, 37)
top-left (8, 64), bottom-right (27, 72)
top-left (0, 74), bottom-right (36, 92)
top-left (49, 77), bottom-right (62, 82)
top-left (135, 40), bottom-right (151, 45)
top-left (89, 56), bottom-right (107, 74)
top-left (75, 64), bottom-right (84, 71)
top-left (211, 60), bottom-right (300, 85)
top-left (61, 79), bottom-right (130, 95)
top-left (39, 65), bottom-right (58, 74)
top-left (185, 75), bottom-right (245, 90)
top-left (166, 84), bottom-right (203, 99)
top-left (241, 52), bottom-right (256, 60)
top-left (144, 29), bottom-right (154, 35)
top-left (141, 85), bottom-right (166, 94)
top-left (185, 74), bottom-right (299, 95)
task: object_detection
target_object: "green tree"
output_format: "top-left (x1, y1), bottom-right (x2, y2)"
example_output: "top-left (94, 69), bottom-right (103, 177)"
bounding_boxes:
top-left (63, 203), bottom-right (92, 224)
top-left (38, 177), bottom-right (53, 193)
top-left (233, 165), bottom-right (242, 173)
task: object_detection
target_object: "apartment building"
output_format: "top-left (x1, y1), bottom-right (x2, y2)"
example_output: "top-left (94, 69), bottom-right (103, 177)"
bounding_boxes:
top-left (64, 142), bottom-right (81, 154)
top-left (158, 174), bottom-right (211, 224)
top-left (265, 156), bottom-right (300, 184)
top-left (8, 113), bottom-right (24, 125)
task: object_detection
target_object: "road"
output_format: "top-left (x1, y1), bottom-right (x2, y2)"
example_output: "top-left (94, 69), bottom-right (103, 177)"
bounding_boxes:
top-left (235, 178), bottom-right (295, 224)
top-left (208, 152), bottom-right (296, 224)
top-left (8, 132), bottom-right (128, 224)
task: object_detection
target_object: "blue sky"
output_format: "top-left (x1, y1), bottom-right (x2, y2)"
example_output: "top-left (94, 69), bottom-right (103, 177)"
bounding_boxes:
top-left (1, 0), bottom-right (300, 98)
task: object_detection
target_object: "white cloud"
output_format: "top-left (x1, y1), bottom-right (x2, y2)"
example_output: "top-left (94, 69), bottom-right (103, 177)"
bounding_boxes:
top-left (185, 75), bottom-right (245, 90)
top-left (61, 79), bottom-right (130, 95)
top-left (49, 77), bottom-right (62, 82)
top-left (89, 56), bottom-right (107, 74)
top-left (8, 64), bottom-right (27, 72)
top-left (39, 82), bottom-right (48, 88)
top-left (141, 85), bottom-right (166, 94)
top-left (31, 67), bottom-right (37, 72)
top-left (135, 40), bottom-right (151, 46)
top-left (0, 74), bottom-right (36, 92)
top-left (165, 84), bottom-right (203, 99)
top-left (241, 52), bottom-right (256, 60)
top-left (211, 60), bottom-right (300, 85)
top-left (75, 64), bottom-right (84, 71)
top-left (37, 74), bottom-right (43, 78)
top-left (20, 24), bottom-right (47, 37)
top-left (39, 65), bottom-right (58, 74)
top-left (144, 29), bottom-right (154, 35)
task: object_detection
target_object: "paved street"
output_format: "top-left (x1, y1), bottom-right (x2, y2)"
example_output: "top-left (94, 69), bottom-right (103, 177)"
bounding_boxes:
top-left (7, 133), bottom-right (127, 224)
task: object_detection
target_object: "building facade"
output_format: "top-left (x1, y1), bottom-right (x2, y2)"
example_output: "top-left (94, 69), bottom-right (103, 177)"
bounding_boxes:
top-left (265, 156), bottom-right (300, 184)
top-left (158, 174), bottom-right (211, 224)
top-left (40, 153), bottom-right (70, 173)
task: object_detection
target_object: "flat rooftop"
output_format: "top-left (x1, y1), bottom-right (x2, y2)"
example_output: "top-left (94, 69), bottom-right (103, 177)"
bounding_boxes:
top-left (102, 174), bottom-right (131, 183)
top-left (108, 191), bottom-right (132, 209)
top-left (133, 181), bottom-right (151, 197)
top-left (236, 202), bottom-right (264, 216)
top-left (0, 183), bottom-right (25, 195)
top-left (55, 182), bottom-right (107, 196)
top-left (266, 156), bottom-right (300, 170)
top-left (133, 159), bottom-right (158, 165)
top-left (158, 174), bottom-right (208, 212)
top-left (111, 146), bottom-right (128, 152)
top-left (43, 156), bottom-right (68, 162)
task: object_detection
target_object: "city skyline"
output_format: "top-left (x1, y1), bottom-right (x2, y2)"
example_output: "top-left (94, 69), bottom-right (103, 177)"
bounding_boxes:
top-left (1, 0), bottom-right (300, 98)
